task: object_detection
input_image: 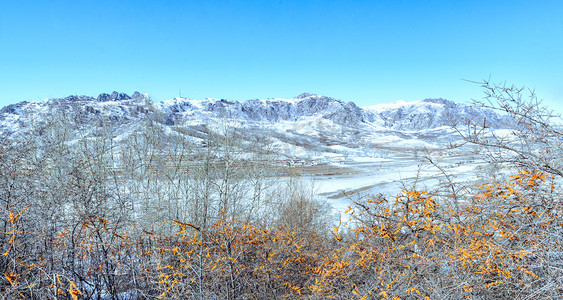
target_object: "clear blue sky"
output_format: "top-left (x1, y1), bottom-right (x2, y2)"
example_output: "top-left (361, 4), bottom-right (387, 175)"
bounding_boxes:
top-left (1, 0), bottom-right (562, 110)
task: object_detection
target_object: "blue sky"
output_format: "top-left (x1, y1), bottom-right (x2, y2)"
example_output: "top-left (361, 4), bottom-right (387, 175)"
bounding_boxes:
top-left (1, 0), bottom-right (562, 110)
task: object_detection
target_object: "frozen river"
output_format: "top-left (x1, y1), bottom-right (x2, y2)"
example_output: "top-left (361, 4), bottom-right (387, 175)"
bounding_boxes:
top-left (292, 151), bottom-right (488, 214)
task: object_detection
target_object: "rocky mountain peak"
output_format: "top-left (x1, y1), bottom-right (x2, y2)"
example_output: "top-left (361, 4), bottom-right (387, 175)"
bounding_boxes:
top-left (97, 91), bottom-right (132, 102)
top-left (131, 91), bottom-right (145, 99)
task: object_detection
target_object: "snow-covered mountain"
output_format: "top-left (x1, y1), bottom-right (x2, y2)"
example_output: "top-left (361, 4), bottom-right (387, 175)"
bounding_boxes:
top-left (0, 92), bottom-right (510, 159)
top-left (154, 93), bottom-right (508, 130)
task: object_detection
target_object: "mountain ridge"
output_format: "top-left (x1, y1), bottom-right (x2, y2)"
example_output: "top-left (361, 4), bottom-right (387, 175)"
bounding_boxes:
top-left (0, 91), bottom-right (512, 159)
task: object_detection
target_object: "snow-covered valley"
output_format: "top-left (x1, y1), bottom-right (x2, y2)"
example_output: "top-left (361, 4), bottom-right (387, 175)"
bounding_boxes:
top-left (0, 91), bottom-right (511, 214)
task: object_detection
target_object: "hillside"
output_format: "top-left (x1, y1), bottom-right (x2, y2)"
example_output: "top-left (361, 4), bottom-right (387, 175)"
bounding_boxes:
top-left (0, 92), bottom-right (511, 160)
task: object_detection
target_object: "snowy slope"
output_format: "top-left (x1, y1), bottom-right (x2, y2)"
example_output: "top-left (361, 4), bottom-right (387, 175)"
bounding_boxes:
top-left (364, 98), bottom-right (510, 130)
top-left (0, 92), bottom-right (510, 159)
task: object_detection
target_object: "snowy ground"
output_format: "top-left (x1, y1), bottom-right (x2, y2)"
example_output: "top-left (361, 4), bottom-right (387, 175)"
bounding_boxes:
top-left (283, 147), bottom-right (488, 214)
